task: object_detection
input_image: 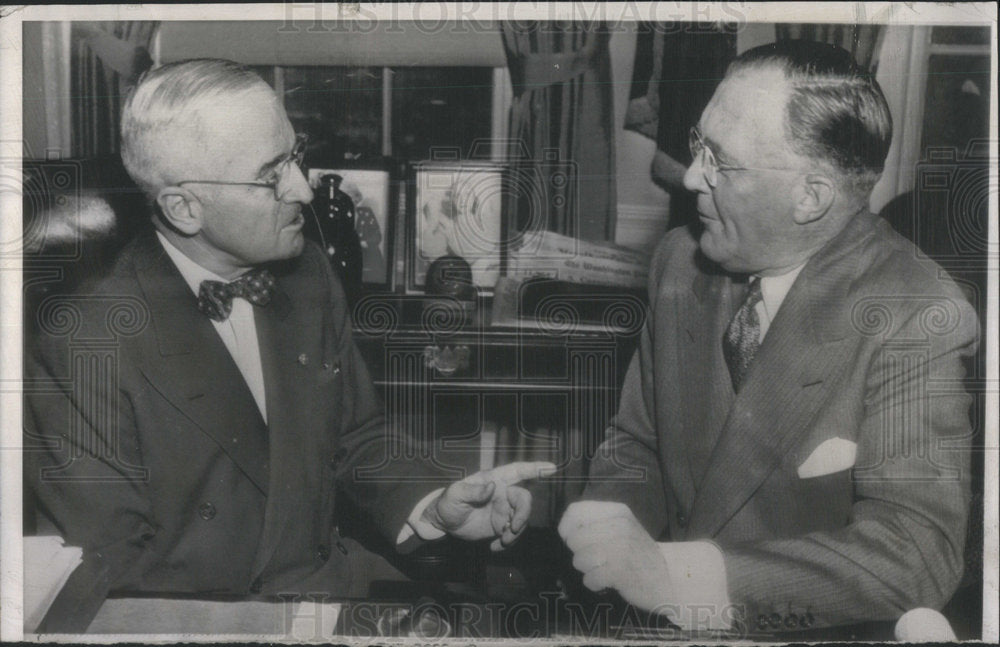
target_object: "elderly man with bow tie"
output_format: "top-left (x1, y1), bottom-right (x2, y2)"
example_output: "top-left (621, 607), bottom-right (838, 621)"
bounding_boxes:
top-left (24, 58), bottom-right (553, 629)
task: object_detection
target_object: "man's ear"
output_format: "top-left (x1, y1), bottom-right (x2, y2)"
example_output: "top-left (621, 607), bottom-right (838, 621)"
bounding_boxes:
top-left (792, 174), bottom-right (836, 225)
top-left (155, 187), bottom-right (203, 235)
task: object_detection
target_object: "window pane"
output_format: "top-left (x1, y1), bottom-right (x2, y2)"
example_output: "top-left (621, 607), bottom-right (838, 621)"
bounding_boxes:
top-left (931, 26), bottom-right (991, 45)
top-left (921, 55), bottom-right (991, 151)
top-left (392, 67), bottom-right (493, 160)
top-left (282, 67), bottom-right (383, 165)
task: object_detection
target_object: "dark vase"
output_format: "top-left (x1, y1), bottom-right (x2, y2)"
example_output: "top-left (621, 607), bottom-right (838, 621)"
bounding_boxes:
top-left (305, 173), bottom-right (364, 304)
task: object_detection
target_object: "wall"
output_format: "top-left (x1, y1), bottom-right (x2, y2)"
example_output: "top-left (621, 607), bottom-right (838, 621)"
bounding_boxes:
top-left (21, 22), bottom-right (71, 160)
top-left (22, 23), bottom-right (48, 158)
top-left (157, 21), bottom-right (506, 67)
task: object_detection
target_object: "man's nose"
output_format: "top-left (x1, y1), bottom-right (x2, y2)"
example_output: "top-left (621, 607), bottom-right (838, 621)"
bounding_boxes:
top-left (683, 156), bottom-right (709, 194)
top-left (283, 164), bottom-right (314, 205)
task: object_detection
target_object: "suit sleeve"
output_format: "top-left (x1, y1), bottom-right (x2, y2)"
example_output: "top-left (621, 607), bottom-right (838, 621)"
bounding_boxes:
top-left (581, 241), bottom-right (669, 537)
top-left (722, 290), bottom-right (978, 629)
top-left (23, 321), bottom-right (162, 626)
top-left (313, 248), bottom-right (450, 547)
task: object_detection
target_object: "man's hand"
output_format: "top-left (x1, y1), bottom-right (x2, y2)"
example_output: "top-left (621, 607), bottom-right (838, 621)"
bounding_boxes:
top-left (558, 500), bottom-right (674, 612)
top-left (421, 461), bottom-right (557, 551)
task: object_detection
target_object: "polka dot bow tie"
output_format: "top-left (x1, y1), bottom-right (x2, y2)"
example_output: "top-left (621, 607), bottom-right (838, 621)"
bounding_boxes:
top-left (197, 268), bottom-right (276, 322)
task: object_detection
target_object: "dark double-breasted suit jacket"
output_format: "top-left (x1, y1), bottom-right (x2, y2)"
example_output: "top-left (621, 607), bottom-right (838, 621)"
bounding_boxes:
top-left (25, 232), bottom-right (446, 611)
top-left (583, 213), bottom-right (978, 630)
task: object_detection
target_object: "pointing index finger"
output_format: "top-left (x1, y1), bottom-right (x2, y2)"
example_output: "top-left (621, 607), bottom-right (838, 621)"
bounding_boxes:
top-left (490, 461), bottom-right (558, 485)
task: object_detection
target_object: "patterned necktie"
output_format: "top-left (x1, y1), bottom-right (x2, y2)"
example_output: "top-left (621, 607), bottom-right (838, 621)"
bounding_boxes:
top-left (722, 277), bottom-right (763, 392)
top-left (197, 268), bottom-right (276, 322)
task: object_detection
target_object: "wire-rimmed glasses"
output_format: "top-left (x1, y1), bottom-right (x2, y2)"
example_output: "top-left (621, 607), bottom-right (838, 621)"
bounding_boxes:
top-left (176, 133), bottom-right (308, 201)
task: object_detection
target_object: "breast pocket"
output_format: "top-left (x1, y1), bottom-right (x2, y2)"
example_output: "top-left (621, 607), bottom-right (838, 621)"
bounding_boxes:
top-left (796, 438), bottom-right (858, 479)
top-left (790, 467), bottom-right (854, 530)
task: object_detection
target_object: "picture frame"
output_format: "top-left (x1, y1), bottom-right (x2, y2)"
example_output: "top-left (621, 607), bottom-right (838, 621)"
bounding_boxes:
top-left (406, 161), bottom-right (508, 294)
top-left (305, 159), bottom-right (396, 291)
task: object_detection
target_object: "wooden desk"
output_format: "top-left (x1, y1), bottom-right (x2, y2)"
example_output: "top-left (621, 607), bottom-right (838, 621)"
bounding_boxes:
top-left (349, 295), bottom-right (644, 597)
top-left (353, 295), bottom-right (643, 526)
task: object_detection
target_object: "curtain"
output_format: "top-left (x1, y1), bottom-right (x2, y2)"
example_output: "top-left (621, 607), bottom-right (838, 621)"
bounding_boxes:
top-left (501, 21), bottom-right (616, 242)
top-left (775, 23), bottom-right (884, 71)
top-left (623, 23), bottom-right (737, 230)
top-left (71, 21), bottom-right (158, 158)
top-left (624, 23), bottom-right (737, 166)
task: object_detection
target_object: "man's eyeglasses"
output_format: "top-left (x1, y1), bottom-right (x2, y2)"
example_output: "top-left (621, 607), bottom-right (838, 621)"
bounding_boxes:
top-left (177, 133), bottom-right (308, 201)
top-left (689, 126), bottom-right (803, 188)
top-left (688, 126), bottom-right (750, 188)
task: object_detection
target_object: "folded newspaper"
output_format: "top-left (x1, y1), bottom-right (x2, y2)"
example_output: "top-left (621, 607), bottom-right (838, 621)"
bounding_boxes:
top-left (507, 230), bottom-right (651, 289)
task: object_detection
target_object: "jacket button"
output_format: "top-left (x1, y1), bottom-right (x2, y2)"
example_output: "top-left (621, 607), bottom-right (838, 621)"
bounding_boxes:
top-left (800, 612), bottom-right (815, 628)
top-left (756, 615), bottom-right (770, 631)
top-left (768, 613), bottom-right (781, 628)
top-left (676, 511), bottom-right (688, 527)
top-left (317, 544), bottom-right (331, 562)
top-left (249, 577), bottom-right (263, 594)
top-left (784, 614), bottom-right (799, 629)
top-left (198, 502), bottom-right (217, 520)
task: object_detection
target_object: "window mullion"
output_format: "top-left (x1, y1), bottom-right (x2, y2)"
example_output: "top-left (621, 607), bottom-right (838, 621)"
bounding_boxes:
top-left (382, 67), bottom-right (392, 157)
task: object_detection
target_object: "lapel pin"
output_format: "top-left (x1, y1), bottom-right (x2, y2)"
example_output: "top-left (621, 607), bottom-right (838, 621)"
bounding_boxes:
top-left (298, 353), bottom-right (309, 365)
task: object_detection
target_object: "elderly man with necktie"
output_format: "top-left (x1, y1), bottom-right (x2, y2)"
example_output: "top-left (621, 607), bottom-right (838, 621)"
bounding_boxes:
top-left (559, 40), bottom-right (977, 635)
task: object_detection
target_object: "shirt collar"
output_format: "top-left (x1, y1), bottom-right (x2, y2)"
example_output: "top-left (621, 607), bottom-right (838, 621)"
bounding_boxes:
top-left (156, 231), bottom-right (231, 297)
top-left (754, 263), bottom-right (806, 322)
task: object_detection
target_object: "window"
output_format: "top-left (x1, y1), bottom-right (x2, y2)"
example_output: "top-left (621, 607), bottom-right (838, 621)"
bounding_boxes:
top-left (253, 65), bottom-right (497, 165)
top-left (283, 66), bottom-right (384, 162)
top-left (391, 67), bottom-right (494, 161)
top-left (920, 27), bottom-right (991, 152)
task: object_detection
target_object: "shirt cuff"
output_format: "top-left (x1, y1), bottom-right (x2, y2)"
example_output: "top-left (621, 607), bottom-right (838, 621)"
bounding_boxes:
top-left (396, 488), bottom-right (447, 544)
top-left (657, 540), bottom-right (732, 631)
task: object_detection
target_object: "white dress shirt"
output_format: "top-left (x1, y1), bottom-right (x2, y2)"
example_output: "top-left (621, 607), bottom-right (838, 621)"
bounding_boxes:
top-left (756, 264), bottom-right (806, 342)
top-left (657, 263), bottom-right (806, 631)
top-left (158, 232), bottom-right (268, 422)
top-left (157, 233), bottom-right (444, 544)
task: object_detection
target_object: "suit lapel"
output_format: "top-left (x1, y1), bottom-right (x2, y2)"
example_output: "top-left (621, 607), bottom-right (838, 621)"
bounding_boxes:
top-left (671, 270), bottom-right (738, 512)
top-left (688, 215), bottom-right (876, 537)
top-left (249, 261), bottom-right (334, 575)
top-left (133, 233), bottom-right (270, 494)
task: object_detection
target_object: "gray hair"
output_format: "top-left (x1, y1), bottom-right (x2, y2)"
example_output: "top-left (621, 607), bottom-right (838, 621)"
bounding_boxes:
top-left (729, 40), bottom-right (893, 200)
top-left (120, 58), bottom-right (270, 198)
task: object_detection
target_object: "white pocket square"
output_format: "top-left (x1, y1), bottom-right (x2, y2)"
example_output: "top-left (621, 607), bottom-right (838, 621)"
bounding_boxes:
top-left (797, 438), bottom-right (857, 479)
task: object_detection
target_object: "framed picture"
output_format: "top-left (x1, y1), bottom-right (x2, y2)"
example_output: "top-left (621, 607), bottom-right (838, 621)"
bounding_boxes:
top-left (306, 160), bottom-right (396, 290)
top-left (407, 161), bottom-right (507, 293)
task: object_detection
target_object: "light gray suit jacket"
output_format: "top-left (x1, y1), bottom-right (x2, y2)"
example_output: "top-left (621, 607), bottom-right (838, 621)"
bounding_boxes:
top-left (584, 213), bottom-right (977, 630)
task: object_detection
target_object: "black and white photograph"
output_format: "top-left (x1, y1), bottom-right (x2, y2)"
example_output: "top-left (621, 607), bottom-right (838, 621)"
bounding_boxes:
top-left (307, 164), bottom-right (394, 289)
top-left (1, 3), bottom-right (997, 644)
top-left (410, 161), bottom-right (505, 292)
